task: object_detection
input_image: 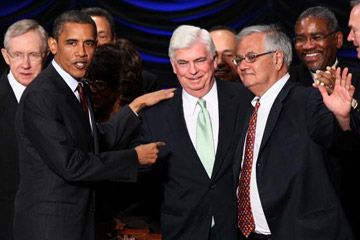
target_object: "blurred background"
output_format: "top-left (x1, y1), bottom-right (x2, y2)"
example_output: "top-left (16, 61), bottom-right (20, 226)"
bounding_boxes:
top-left (0, 0), bottom-right (358, 88)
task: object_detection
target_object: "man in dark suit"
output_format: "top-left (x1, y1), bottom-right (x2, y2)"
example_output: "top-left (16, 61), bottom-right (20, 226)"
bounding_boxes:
top-left (13, 10), bottom-right (174, 240)
top-left (290, 6), bottom-right (346, 86)
top-left (138, 25), bottom-right (252, 240)
top-left (290, 6), bottom-right (360, 238)
top-left (233, 24), bottom-right (357, 239)
top-left (0, 19), bottom-right (48, 240)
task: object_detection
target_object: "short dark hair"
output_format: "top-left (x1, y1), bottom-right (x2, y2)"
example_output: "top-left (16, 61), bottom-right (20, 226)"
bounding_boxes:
top-left (52, 10), bottom-right (96, 40)
top-left (86, 40), bottom-right (143, 104)
top-left (82, 7), bottom-right (115, 37)
top-left (296, 6), bottom-right (339, 32)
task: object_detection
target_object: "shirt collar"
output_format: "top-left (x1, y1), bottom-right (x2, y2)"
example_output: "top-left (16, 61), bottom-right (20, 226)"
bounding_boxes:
top-left (182, 80), bottom-right (218, 115)
top-left (52, 59), bottom-right (79, 94)
top-left (252, 73), bottom-right (289, 107)
top-left (7, 71), bottom-right (26, 103)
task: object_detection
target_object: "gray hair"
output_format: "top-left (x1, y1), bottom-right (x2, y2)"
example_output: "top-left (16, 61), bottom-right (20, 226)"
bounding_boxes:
top-left (351, 0), bottom-right (360, 7)
top-left (237, 24), bottom-right (293, 67)
top-left (296, 6), bottom-right (339, 32)
top-left (3, 19), bottom-right (48, 53)
top-left (168, 25), bottom-right (216, 59)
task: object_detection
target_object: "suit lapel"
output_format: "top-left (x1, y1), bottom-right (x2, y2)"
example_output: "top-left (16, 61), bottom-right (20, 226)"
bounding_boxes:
top-left (258, 80), bottom-right (294, 156)
top-left (47, 65), bottom-right (93, 143)
top-left (83, 81), bottom-right (99, 153)
top-left (212, 81), bottom-right (241, 179)
top-left (0, 74), bottom-right (18, 125)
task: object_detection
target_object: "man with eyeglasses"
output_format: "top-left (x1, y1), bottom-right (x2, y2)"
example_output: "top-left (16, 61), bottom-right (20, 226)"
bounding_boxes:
top-left (233, 24), bottom-right (358, 239)
top-left (290, 6), bottom-right (360, 239)
top-left (290, 6), bottom-right (358, 88)
top-left (0, 19), bottom-right (48, 240)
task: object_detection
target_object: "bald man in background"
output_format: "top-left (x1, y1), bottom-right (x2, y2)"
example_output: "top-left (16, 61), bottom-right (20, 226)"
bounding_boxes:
top-left (209, 26), bottom-right (240, 82)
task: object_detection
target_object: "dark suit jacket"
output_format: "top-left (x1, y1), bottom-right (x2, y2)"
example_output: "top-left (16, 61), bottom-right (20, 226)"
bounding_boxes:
top-left (139, 80), bottom-right (252, 240)
top-left (14, 64), bottom-right (141, 240)
top-left (290, 61), bottom-right (360, 238)
top-left (289, 58), bottom-right (360, 99)
top-left (234, 80), bottom-right (356, 239)
top-left (142, 69), bottom-right (159, 93)
top-left (0, 73), bottom-right (18, 240)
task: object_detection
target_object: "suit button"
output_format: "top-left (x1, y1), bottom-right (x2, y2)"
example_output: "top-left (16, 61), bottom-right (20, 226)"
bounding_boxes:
top-left (209, 184), bottom-right (216, 189)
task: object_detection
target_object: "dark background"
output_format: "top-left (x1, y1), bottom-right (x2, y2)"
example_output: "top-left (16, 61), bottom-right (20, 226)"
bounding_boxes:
top-left (0, 0), bottom-right (358, 88)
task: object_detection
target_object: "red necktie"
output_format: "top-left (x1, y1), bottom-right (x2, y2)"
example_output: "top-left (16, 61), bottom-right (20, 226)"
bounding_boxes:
top-left (77, 81), bottom-right (89, 117)
top-left (238, 99), bottom-right (260, 238)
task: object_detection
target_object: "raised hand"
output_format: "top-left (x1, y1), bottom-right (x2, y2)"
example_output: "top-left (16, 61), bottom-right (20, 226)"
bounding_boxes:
top-left (129, 88), bottom-right (176, 113)
top-left (318, 67), bottom-right (354, 130)
top-left (135, 141), bottom-right (166, 165)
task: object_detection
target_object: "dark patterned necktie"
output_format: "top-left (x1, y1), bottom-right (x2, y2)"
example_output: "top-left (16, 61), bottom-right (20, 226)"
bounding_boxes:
top-left (76, 81), bottom-right (89, 116)
top-left (238, 99), bottom-right (260, 238)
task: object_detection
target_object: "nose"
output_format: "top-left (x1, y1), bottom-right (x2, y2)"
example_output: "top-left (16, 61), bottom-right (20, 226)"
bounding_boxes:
top-left (302, 38), bottom-right (316, 49)
top-left (76, 44), bottom-right (87, 57)
top-left (188, 62), bottom-right (198, 75)
top-left (348, 30), bottom-right (354, 42)
top-left (20, 55), bottom-right (31, 68)
top-left (215, 53), bottom-right (223, 65)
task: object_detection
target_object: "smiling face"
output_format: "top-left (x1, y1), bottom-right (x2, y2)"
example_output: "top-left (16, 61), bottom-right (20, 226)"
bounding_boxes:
top-left (294, 16), bottom-right (342, 71)
top-left (49, 22), bottom-right (96, 79)
top-left (171, 40), bottom-right (216, 98)
top-left (1, 30), bottom-right (46, 86)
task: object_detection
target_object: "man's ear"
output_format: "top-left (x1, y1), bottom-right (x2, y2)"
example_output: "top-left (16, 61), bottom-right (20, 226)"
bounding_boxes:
top-left (1, 48), bottom-right (10, 65)
top-left (48, 37), bottom-right (58, 55)
top-left (213, 53), bottom-right (218, 69)
top-left (274, 50), bottom-right (284, 70)
top-left (170, 59), bottom-right (177, 74)
top-left (335, 31), bottom-right (344, 49)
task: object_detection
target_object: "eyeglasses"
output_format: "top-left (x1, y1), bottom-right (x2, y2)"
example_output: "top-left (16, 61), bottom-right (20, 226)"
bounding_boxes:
top-left (293, 31), bottom-right (337, 45)
top-left (232, 51), bottom-right (276, 65)
top-left (88, 79), bottom-right (107, 91)
top-left (6, 50), bottom-right (43, 62)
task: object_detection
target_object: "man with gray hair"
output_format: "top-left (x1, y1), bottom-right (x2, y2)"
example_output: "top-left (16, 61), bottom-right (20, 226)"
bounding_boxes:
top-left (233, 24), bottom-right (357, 239)
top-left (0, 19), bottom-right (48, 240)
top-left (138, 24), bottom-right (251, 239)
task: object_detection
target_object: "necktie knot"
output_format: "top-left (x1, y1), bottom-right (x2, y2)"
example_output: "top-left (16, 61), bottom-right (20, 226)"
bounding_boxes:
top-left (197, 98), bottom-right (206, 110)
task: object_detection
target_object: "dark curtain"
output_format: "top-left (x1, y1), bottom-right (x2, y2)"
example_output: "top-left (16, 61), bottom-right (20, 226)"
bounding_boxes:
top-left (0, 0), bottom-right (357, 87)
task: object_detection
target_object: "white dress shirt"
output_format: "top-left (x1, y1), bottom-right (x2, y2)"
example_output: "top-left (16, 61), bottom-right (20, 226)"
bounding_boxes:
top-left (182, 80), bottom-right (219, 227)
top-left (182, 81), bottom-right (219, 161)
top-left (8, 71), bottom-right (26, 103)
top-left (244, 73), bottom-right (289, 234)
